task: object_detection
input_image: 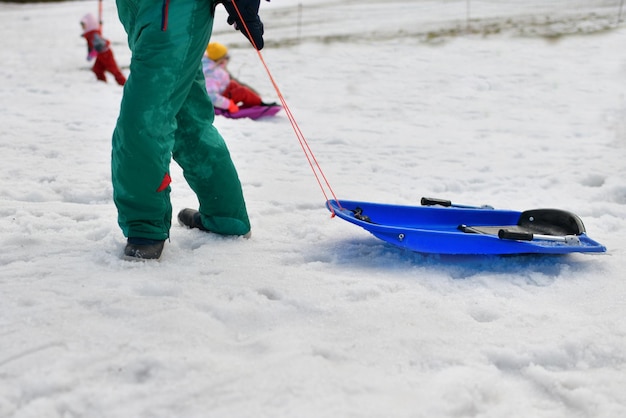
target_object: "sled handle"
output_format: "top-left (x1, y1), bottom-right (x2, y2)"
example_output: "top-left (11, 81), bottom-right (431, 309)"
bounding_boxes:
top-left (421, 197), bottom-right (451, 207)
top-left (421, 197), bottom-right (494, 210)
top-left (498, 229), bottom-right (581, 245)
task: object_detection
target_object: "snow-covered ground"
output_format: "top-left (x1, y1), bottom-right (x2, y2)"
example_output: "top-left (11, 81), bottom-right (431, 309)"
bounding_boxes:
top-left (1, 0), bottom-right (626, 416)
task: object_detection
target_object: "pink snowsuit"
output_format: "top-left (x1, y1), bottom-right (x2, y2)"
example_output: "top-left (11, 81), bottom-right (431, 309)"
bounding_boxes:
top-left (201, 55), bottom-right (261, 109)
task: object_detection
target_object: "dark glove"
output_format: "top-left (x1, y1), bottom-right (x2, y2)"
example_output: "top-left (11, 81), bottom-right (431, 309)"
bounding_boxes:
top-left (221, 0), bottom-right (264, 50)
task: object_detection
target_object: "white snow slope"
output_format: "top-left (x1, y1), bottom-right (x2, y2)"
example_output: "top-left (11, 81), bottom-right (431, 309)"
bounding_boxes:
top-left (1, 0), bottom-right (626, 417)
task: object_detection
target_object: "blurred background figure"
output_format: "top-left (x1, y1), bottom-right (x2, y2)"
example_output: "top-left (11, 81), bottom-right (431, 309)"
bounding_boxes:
top-left (80, 13), bottom-right (126, 86)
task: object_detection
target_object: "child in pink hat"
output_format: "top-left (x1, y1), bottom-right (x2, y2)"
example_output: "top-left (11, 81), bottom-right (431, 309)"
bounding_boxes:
top-left (80, 13), bottom-right (126, 86)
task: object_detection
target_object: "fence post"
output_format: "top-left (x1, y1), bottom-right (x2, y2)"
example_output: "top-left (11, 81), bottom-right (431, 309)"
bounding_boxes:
top-left (466, 0), bottom-right (471, 33)
top-left (297, 3), bottom-right (303, 43)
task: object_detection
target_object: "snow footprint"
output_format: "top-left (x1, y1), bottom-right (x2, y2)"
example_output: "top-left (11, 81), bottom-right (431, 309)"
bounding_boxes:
top-left (467, 306), bottom-right (501, 323)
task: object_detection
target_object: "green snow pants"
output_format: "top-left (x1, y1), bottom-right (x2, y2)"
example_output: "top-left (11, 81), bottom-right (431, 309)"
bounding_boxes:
top-left (112, 0), bottom-right (250, 240)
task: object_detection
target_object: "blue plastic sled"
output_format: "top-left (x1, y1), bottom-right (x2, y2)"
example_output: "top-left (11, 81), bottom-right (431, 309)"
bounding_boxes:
top-left (326, 198), bottom-right (606, 255)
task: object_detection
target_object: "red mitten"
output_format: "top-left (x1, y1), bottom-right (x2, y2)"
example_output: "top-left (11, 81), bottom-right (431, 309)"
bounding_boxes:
top-left (228, 100), bottom-right (240, 113)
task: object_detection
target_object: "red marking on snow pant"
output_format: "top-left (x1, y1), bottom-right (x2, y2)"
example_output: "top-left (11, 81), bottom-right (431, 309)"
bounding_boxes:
top-left (223, 80), bottom-right (262, 108)
top-left (156, 172), bottom-right (172, 192)
top-left (92, 49), bottom-right (126, 86)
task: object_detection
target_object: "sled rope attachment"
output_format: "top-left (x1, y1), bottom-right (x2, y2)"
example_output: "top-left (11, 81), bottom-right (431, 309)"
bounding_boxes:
top-left (229, 0), bottom-right (342, 215)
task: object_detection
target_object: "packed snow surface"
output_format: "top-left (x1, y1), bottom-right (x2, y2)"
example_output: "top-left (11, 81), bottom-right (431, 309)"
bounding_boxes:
top-left (1, 0), bottom-right (625, 417)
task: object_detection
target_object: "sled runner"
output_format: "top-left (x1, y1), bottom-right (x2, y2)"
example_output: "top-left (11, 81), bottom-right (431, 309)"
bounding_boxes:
top-left (214, 104), bottom-right (281, 120)
top-left (326, 197), bottom-right (606, 255)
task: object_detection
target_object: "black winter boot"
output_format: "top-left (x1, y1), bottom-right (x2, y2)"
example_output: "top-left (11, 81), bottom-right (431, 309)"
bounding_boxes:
top-left (178, 208), bottom-right (251, 238)
top-left (177, 208), bottom-right (210, 231)
top-left (124, 237), bottom-right (165, 260)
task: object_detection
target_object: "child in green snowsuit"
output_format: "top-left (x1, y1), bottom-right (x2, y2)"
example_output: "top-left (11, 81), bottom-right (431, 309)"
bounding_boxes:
top-left (113, 0), bottom-right (265, 259)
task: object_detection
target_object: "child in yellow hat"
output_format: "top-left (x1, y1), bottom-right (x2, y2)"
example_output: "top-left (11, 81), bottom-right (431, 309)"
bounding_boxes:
top-left (202, 42), bottom-right (265, 113)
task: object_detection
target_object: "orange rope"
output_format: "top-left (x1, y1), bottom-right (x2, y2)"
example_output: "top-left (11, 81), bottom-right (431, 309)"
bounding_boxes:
top-left (229, 0), bottom-right (342, 214)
